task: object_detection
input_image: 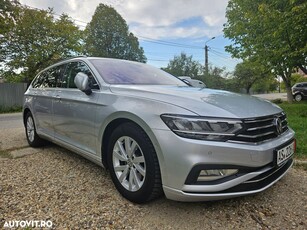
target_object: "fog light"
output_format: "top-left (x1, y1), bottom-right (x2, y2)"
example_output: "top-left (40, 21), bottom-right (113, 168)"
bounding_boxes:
top-left (197, 169), bottom-right (238, 181)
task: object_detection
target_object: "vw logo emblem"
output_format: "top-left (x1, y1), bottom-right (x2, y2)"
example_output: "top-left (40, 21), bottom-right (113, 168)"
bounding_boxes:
top-left (274, 118), bottom-right (283, 135)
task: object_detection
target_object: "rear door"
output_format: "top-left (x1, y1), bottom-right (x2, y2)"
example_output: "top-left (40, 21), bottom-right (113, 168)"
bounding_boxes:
top-left (52, 61), bottom-right (100, 155)
top-left (30, 68), bottom-right (57, 138)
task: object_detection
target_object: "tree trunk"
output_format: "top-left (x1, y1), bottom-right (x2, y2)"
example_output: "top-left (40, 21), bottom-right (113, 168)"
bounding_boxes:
top-left (246, 85), bottom-right (251, 94)
top-left (285, 86), bottom-right (293, 103)
top-left (280, 71), bottom-right (293, 103)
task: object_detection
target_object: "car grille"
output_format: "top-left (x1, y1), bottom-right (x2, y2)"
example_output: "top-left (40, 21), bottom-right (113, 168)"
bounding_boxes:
top-left (228, 112), bottom-right (288, 144)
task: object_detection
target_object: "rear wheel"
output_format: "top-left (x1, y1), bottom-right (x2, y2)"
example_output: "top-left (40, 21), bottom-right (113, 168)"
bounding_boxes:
top-left (294, 93), bottom-right (303, 102)
top-left (107, 122), bottom-right (163, 203)
top-left (25, 112), bottom-right (46, 147)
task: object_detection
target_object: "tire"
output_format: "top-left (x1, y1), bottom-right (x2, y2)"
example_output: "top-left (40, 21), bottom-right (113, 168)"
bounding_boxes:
top-left (107, 122), bottom-right (163, 203)
top-left (25, 112), bottom-right (46, 147)
top-left (294, 94), bottom-right (303, 102)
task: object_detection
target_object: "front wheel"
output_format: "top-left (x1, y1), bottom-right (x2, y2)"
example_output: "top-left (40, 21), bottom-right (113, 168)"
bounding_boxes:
top-left (25, 112), bottom-right (46, 147)
top-left (107, 122), bottom-right (163, 203)
top-left (294, 94), bottom-right (303, 102)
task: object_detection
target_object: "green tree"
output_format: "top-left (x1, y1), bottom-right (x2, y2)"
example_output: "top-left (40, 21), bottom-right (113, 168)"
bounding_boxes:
top-left (0, 0), bottom-right (19, 29)
top-left (201, 65), bottom-right (231, 90)
top-left (162, 52), bottom-right (202, 77)
top-left (84, 4), bottom-right (146, 63)
top-left (0, 0), bottom-right (20, 63)
top-left (223, 0), bottom-right (307, 102)
top-left (252, 76), bottom-right (278, 94)
top-left (1, 5), bottom-right (82, 82)
top-left (233, 60), bottom-right (267, 94)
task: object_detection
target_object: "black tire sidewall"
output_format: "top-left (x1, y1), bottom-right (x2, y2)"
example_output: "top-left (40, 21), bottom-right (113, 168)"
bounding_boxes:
top-left (295, 94), bottom-right (302, 102)
top-left (25, 112), bottom-right (44, 147)
top-left (107, 123), bottom-right (159, 203)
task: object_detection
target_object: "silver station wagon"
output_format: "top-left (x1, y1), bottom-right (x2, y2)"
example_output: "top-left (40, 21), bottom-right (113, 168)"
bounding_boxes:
top-left (23, 57), bottom-right (296, 203)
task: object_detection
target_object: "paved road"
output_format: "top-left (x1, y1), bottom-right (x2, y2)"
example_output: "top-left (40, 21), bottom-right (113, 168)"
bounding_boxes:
top-left (0, 112), bottom-right (23, 129)
top-left (252, 93), bottom-right (287, 101)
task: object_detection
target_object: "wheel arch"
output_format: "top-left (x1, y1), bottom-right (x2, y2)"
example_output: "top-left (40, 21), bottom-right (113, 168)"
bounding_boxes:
top-left (23, 107), bottom-right (31, 126)
top-left (100, 112), bottom-right (165, 176)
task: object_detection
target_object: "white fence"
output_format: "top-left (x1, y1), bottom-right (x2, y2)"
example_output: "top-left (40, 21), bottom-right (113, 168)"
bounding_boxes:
top-left (0, 83), bottom-right (28, 107)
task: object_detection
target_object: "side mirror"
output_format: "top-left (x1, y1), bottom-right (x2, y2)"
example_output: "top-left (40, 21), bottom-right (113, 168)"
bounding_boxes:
top-left (74, 72), bottom-right (92, 95)
top-left (182, 79), bottom-right (192, 86)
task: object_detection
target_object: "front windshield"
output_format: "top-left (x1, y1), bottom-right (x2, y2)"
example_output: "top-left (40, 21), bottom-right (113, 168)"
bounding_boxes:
top-left (89, 58), bottom-right (187, 86)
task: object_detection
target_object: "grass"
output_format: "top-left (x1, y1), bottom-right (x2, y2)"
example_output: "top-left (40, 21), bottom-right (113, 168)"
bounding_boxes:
top-left (294, 161), bottom-right (307, 171)
top-left (0, 105), bottom-right (22, 114)
top-left (279, 101), bottom-right (307, 159)
top-left (0, 150), bottom-right (12, 159)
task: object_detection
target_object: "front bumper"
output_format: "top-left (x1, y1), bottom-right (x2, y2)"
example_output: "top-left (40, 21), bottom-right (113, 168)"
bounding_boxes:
top-left (152, 128), bottom-right (295, 202)
top-left (163, 159), bottom-right (293, 201)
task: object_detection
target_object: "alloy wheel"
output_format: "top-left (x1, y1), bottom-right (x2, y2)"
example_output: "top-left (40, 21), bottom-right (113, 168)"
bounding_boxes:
top-left (26, 116), bottom-right (35, 142)
top-left (112, 136), bottom-right (146, 192)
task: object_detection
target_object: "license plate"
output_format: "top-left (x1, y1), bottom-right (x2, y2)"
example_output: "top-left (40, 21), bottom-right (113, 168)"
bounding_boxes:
top-left (276, 141), bottom-right (295, 166)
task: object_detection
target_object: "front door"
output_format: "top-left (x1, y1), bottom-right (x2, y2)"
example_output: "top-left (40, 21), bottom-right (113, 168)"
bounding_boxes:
top-left (52, 61), bottom-right (100, 155)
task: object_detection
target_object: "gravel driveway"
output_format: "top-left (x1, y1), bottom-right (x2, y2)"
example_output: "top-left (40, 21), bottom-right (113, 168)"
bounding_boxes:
top-left (0, 117), bottom-right (306, 229)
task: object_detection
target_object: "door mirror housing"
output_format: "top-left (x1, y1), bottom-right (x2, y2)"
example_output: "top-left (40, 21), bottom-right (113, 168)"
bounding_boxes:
top-left (74, 72), bottom-right (92, 95)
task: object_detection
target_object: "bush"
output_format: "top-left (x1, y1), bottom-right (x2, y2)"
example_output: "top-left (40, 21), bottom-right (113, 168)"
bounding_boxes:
top-left (271, 98), bottom-right (283, 104)
top-left (0, 105), bottom-right (22, 114)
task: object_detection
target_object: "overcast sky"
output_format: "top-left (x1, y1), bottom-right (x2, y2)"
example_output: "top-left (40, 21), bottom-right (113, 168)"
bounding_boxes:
top-left (19, 0), bottom-right (240, 72)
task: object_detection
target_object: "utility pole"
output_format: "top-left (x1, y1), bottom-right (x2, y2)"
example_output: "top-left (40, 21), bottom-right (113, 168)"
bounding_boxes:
top-left (204, 37), bottom-right (215, 81)
top-left (205, 45), bottom-right (209, 78)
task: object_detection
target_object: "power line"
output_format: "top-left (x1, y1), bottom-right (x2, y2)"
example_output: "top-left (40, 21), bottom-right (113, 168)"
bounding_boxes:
top-left (147, 58), bottom-right (170, 62)
top-left (21, 4), bottom-right (208, 51)
top-left (22, 3), bottom-right (204, 50)
top-left (21, 3), bottom-right (239, 70)
top-left (138, 36), bottom-right (203, 50)
top-left (209, 52), bottom-right (239, 70)
top-left (210, 50), bottom-right (240, 63)
top-left (22, 4), bottom-right (88, 28)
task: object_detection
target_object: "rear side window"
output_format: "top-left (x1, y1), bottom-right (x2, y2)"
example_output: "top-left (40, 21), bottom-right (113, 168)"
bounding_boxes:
top-left (32, 73), bottom-right (45, 88)
top-left (53, 64), bottom-right (67, 87)
top-left (32, 65), bottom-right (66, 88)
top-left (32, 70), bottom-right (55, 88)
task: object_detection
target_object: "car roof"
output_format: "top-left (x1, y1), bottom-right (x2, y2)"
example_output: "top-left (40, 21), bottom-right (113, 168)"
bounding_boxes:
top-left (295, 82), bottom-right (307, 85)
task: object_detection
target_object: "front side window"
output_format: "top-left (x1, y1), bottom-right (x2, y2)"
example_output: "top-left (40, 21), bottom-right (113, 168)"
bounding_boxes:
top-left (89, 59), bottom-right (186, 86)
top-left (63, 61), bottom-right (99, 89)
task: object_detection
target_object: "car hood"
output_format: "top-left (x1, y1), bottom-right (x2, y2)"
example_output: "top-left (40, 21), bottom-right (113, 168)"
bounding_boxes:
top-left (109, 85), bottom-right (282, 118)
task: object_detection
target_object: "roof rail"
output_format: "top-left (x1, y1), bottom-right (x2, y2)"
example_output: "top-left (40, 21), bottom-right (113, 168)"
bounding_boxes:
top-left (74, 55), bottom-right (87, 58)
top-left (59, 55), bottom-right (87, 62)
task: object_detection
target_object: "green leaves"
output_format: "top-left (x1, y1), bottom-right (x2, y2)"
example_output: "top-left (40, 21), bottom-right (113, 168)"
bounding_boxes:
top-left (234, 60), bottom-right (269, 94)
top-left (224, 0), bottom-right (307, 101)
top-left (162, 53), bottom-right (202, 78)
top-left (1, 4), bottom-right (82, 81)
top-left (1, 2), bottom-right (146, 82)
top-left (84, 4), bottom-right (146, 63)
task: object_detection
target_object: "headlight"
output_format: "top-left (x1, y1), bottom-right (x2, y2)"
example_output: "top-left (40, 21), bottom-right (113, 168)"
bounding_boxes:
top-left (161, 114), bottom-right (243, 141)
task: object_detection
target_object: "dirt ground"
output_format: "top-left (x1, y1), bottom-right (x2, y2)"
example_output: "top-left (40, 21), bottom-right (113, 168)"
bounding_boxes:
top-left (0, 123), bottom-right (306, 229)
